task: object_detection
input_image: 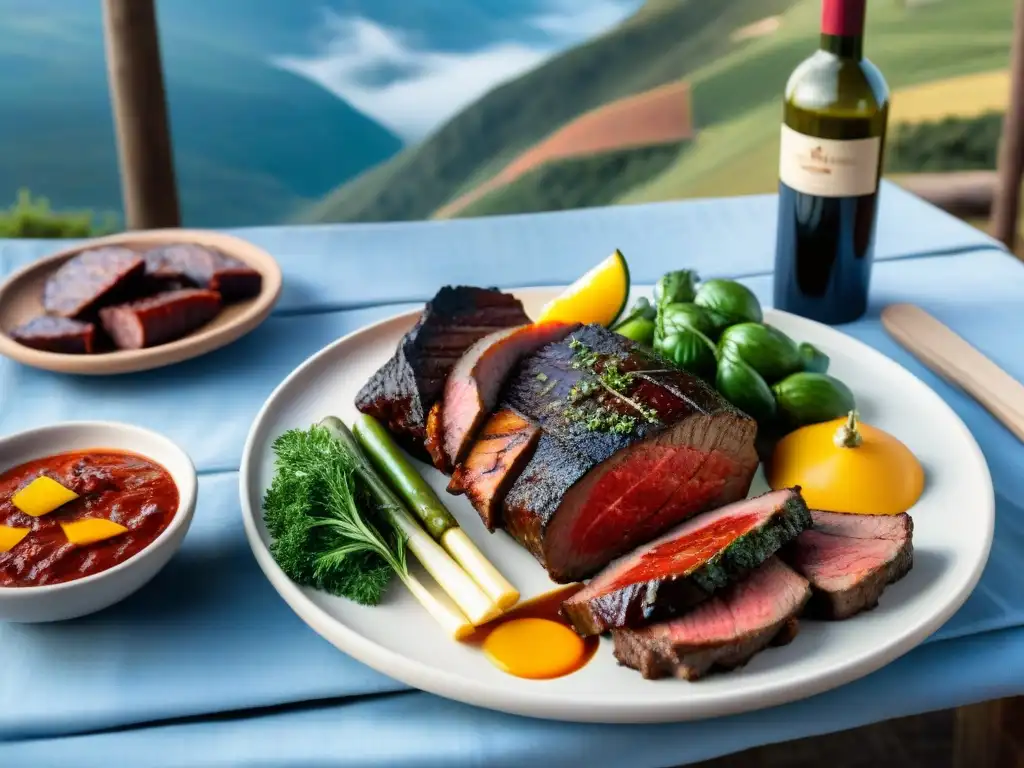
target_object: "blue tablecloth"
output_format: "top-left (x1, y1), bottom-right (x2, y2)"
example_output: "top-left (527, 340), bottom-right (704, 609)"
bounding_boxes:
top-left (1, 182), bottom-right (1021, 767)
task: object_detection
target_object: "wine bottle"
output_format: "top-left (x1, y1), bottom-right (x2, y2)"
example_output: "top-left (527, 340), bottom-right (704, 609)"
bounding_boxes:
top-left (772, 0), bottom-right (890, 325)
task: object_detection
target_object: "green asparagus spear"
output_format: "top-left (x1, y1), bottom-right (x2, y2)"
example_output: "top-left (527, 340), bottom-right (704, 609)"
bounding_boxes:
top-left (351, 414), bottom-right (458, 540)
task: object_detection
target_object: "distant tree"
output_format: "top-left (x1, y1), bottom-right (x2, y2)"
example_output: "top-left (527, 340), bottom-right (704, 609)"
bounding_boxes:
top-left (0, 190), bottom-right (118, 238)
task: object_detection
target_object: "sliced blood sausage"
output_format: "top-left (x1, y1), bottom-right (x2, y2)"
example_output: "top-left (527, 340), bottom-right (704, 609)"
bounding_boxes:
top-left (42, 247), bottom-right (145, 319)
top-left (143, 244), bottom-right (262, 302)
top-left (99, 289), bottom-right (222, 350)
top-left (9, 316), bottom-right (96, 354)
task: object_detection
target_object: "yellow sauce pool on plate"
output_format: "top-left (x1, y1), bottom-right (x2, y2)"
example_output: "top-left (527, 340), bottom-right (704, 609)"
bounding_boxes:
top-left (465, 585), bottom-right (599, 680)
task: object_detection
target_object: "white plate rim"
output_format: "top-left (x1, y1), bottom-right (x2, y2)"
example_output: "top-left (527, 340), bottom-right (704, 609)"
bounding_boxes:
top-left (238, 288), bottom-right (995, 723)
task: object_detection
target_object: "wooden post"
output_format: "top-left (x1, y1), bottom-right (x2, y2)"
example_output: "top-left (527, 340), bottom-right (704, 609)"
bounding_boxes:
top-left (990, 0), bottom-right (1024, 251)
top-left (102, 0), bottom-right (181, 230)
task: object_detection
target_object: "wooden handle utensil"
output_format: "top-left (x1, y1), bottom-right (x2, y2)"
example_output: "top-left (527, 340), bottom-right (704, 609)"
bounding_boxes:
top-left (881, 303), bottom-right (1024, 444)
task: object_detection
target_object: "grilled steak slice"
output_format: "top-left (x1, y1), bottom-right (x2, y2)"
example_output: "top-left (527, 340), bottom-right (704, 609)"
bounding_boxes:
top-left (612, 557), bottom-right (811, 680)
top-left (144, 244), bottom-right (262, 302)
top-left (99, 289), bottom-right (222, 350)
top-left (442, 321), bottom-right (578, 468)
top-left (562, 488), bottom-right (811, 635)
top-left (43, 247), bottom-right (145, 319)
top-left (9, 316), bottom-right (96, 354)
top-left (502, 324), bottom-right (760, 582)
top-left (448, 409), bottom-right (541, 530)
top-left (355, 287), bottom-right (530, 458)
top-left (424, 402), bottom-right (449, 473)
top-left (783, 510), bottom-right (914, 620)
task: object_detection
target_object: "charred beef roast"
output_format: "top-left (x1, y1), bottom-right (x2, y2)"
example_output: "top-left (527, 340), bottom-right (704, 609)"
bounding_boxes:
top-left (355, 287), bottom-right (530, 459)
top-left (782, 510), bottom-right (914, 620)
top-left (500, 324), bottom-right (760, 583)
top-left (612, 557), bottom-right (811, 680)
top-left (562, 488), bottom-right (811, 635)
top-left (441, 321), bottom-right (578, 469)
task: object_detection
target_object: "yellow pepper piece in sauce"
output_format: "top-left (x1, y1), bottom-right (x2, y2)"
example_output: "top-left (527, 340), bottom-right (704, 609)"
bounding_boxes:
top-left (12, 476), bottom-right (79, 517)
top-left (60, 519), bottom-right (129, 546)
top-left (0, 526), bottom-right (30, 553)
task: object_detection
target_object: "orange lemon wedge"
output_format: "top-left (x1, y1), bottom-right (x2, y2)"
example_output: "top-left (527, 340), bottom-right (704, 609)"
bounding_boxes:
top-left (537, 249), bottom-right (630, 327)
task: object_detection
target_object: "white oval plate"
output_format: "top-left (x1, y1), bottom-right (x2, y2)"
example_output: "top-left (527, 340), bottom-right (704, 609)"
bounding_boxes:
top-left (239, 287), bottom-right (994, 724)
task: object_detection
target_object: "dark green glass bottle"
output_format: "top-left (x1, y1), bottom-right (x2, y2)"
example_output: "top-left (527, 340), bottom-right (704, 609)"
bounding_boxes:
top-left (773, 0), bottom-right (890, 325)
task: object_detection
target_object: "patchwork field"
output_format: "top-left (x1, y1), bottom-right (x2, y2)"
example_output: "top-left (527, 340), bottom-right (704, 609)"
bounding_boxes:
top-left (434, 81), bottom-right (694, 219)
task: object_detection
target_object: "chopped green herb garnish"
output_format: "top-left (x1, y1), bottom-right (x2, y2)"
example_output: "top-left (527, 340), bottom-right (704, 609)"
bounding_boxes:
top-left (562, 336), bottom-right (663, 433)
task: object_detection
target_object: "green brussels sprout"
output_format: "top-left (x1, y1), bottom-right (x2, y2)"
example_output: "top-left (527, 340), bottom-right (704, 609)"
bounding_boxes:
top-left (772, 372), bottom-right (855, 428)
top-left (654, 270), bottom-right (698, 307)
top-left (716, 347), bottom-right (776, 423)
top-left (615, 316), bottom-right (656, 346)
top-left (718, 323), bottom-right (802, 384)
top-left (798, 342), bottom-right (830, 374)
top-left (612, 297), bottom-right (657, 331)
top-left (661, 303), bottom-right (714, 338)
top-left (654, 329), bottom-right (716, 376)
top-left (694, 279), bottom-right (763, 333)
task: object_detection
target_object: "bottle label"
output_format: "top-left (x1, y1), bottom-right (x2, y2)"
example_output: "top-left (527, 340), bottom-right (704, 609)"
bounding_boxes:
top-left (779, 125), bottom-right (881, 197)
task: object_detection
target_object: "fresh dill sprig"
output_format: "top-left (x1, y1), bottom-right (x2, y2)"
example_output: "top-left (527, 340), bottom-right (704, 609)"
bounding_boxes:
top-left (262, 426), bottom-right (405, 606)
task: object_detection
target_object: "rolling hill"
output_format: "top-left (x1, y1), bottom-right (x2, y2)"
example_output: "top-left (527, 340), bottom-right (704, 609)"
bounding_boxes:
top-left (304, 0), bottom-right (1014, 223)
top-left (301, 0), bottom-right (799, 224)
top-left (434, 80), bottom-right (693, 218)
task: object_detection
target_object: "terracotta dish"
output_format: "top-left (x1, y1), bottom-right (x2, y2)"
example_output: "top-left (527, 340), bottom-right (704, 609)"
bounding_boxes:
top-left (0, 229), bottom-right (282, 375)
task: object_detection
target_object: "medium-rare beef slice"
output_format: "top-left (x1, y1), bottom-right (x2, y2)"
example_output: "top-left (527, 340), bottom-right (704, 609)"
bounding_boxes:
top-left (9, 316), bottom-right (96, 354)
top-left (782, 510), bottom-right (913, 620)
top-left (448, 408), bottom-right (541, 530)
top-left (355, 286), bottom-right (530, 458)
top-left (501, 324), bottom-right (760, 582)
top-left (612, 557), bottom-right (811, 680)
top-left (43, 247), bottom-right (145, 319)
top-left (562, 488), bottom-right (811, 636)
top-left (99, 289), bottom-right (222, 350)
top-left (441, 321), bottom-right (579, 468)
top-left (144, 244), bottom-right (262, 302)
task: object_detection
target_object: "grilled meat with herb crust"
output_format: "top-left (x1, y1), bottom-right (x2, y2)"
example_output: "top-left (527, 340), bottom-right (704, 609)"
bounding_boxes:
top-left (500, 324), bottom-right (759, 582)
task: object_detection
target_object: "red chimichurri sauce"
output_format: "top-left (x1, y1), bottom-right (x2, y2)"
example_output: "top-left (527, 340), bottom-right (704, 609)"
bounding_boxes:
top-left (0, 450), bottom-right (178, 587)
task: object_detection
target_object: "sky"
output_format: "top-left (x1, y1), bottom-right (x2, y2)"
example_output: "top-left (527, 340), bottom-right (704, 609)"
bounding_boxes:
top-left (274, 0), bottom-right (642, 141)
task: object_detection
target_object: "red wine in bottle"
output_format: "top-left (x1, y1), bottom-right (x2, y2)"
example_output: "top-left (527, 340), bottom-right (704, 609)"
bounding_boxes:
top-left (772, 0), bottom-right (890, 325)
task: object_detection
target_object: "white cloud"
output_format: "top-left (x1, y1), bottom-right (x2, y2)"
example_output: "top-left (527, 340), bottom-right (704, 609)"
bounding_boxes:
top-left (272, 1), bottom-right (639, 141)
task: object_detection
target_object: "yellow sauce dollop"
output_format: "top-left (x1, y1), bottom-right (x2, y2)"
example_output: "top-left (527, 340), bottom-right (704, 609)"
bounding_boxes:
top-left (769, 411), bottom-right (924, 515)
top-left (483, 618), bottom-right (587, 680)
top-left (466, 584), bottom-right (598, 680)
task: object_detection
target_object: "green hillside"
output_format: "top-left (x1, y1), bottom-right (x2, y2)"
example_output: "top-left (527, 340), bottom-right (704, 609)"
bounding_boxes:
top-left (301, 0), bottom-right (799, 224)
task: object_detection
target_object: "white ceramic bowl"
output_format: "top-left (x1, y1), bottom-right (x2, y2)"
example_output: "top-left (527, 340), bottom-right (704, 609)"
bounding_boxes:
top-left (0, 421), bottom-right (198, 622)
